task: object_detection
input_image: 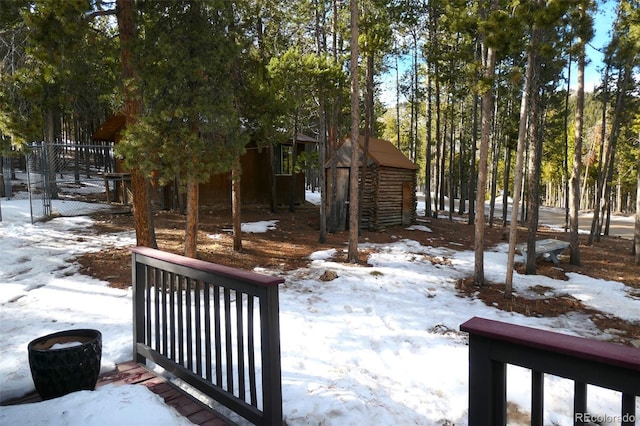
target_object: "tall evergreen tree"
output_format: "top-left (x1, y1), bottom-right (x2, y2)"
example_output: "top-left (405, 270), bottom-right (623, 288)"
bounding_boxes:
top-left (116, 0), bottom-right (157, 249)
top-left (118, 0), bottom-right (246, 258)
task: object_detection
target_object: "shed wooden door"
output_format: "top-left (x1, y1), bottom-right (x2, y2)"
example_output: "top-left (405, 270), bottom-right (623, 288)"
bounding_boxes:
top-left (402, 181), bottom-right (412, 225)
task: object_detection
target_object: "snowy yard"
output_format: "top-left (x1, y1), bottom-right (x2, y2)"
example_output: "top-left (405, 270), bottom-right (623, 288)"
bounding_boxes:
top-left (0, 194), bottom-right (638, 425)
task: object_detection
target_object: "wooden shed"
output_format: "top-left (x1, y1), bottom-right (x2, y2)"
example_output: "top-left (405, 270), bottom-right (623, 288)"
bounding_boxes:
top-left (92, 115), bottom-right (315, 207)
top-left (326, 135), bottom-right (417, 231)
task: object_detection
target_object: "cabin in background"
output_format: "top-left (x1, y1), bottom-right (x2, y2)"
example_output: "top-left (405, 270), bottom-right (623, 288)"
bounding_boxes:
top-left (326, 135), bottom-right (417, 231)
top-left (92, 115), bottom-right (316, 208)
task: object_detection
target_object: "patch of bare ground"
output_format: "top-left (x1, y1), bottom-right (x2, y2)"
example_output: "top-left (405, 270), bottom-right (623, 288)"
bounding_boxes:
top-left (77, 204), bottom-right (639, 346)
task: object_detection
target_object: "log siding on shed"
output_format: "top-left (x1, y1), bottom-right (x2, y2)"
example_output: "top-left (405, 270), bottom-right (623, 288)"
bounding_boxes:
top-left (327, 136), bottom-right (417, 231)
top-left (361, 165), bottom-right (417, 231)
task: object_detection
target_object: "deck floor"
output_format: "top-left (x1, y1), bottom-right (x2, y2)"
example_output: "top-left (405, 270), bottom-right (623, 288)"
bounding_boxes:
top-left (2, 361), bottom-right (232, 426)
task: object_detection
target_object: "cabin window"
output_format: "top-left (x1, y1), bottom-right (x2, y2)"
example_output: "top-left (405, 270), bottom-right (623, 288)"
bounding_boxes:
top-left (275, 144), bottom-right (293, 176)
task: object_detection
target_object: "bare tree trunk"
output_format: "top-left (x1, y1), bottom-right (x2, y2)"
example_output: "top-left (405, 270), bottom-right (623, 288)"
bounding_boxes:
top-left (589, 65), bottom-right (609, 245)
top-left (469, 93), bottom-right (479, 225)
top-left (563, 47), bottom-right (572, 231)
top-left (232, 159), bottom-right (242, 252)
top-left (448, 93), bottom-right (455, 221)
top-left (595, 65), bottom-right (629, 242)
top-left (458, 103), bottom-right (465, 215)
top-left (184, 179), bottom-right (199, 258)
top-left (424, 69), bottom-right (433, 218)
top-left (318, 97), bottom-right (327, 243)
top-left (635, 143), bottom-right (639, 265)
top-left (474, 7), bottom-right (498, 286)
top-left (569, 23), bottom-right (585, 265)
top-left (289, 123), bottom-right (298, 213)
top-left (116, 0), bottom-right (156, 248)
top-left (435, 75), bottom-right (442, 215)
top-left (502, 144), bottom-right (511, 227)
top-left (395, 41), bottom-right (401, 148)
top-left (316, 2), bottom-right (328, 243)
top-left (525, 86), bottom-right (542, 275)
top-left (269, 144), bottom-right (277, 213)
top-left (347, 0), bottom-right (360, 263)
top-left (505, 17), bottom-right (536, 296)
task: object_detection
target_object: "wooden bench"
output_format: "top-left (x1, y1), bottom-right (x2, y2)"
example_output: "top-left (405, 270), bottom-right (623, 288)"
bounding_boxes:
top-left (516, 238), bottom-right (570, 264)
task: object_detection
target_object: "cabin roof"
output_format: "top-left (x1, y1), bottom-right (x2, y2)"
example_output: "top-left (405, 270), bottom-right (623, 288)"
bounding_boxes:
top-left (291, 133), bottom-right (318, 144)
top-left (328, 135), bottom-right (418, 170)
top-left (92, 114), bottom-right (125, 141)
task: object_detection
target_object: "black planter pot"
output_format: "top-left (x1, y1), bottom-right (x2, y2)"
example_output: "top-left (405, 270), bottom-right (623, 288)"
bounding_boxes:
top-left (28, 329), bottom-right (102, 400)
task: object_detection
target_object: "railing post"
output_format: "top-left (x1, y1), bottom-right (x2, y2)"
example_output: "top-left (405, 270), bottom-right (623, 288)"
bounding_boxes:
top-left (131, 252), bottom-right (146, 364)
top-left (467, 334), bottom-right (506, 425)
top-left (261, 285), bottom-right (283, 426)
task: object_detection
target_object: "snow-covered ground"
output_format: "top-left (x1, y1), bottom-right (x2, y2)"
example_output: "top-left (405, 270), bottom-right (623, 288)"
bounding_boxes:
top-left (0, 192), bottom-right (638, 425)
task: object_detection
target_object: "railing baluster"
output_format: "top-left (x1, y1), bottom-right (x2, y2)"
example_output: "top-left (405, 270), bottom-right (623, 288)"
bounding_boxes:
top-left (237, 292), bottom-right (246, 401)
top-left (204, 281), bottom-right (212, 382)
top-left (248, 295), bottom-right (257, 406)
top-left (169, 272), bottom-right (175, 361)
top-left (177, 275), bottom-right (184, 367)
top-left (214, 284), bottom-right (222, 386)
top-left (144, 266), bottom-right (151, 348)
top-left (195, 279), bottom-right (202, 376)
top-left (161, 270), bottom-right (168, 354)
top-left (574, 381), bottom-right (587, 426)
top-left (621, 393), bottom-right (636, 426)
top-left (154, 268), bottom-right (160, 351)
top-left (224, 288), bottom-right (234, 393)
top-left (531, 370), bottom-right (544, 426)
top-left (493, 361), bottom-right (506, 425)
top-left (185, 277), bottom-right (193, 371)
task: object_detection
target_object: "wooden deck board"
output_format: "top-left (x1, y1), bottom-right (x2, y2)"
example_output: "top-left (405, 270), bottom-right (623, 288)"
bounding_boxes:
top-left (1, 361), bottom-right (234, 426)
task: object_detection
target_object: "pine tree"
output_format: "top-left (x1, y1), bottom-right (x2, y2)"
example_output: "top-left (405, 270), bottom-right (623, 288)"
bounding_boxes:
top-left (118, 0), bottom-right (247, 258)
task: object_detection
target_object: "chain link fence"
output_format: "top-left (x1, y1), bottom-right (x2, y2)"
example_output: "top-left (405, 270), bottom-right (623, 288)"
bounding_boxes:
top-left (24, 141), bottom-right (117, 222)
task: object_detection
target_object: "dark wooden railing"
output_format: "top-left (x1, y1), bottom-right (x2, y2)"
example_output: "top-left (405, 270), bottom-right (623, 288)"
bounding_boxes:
top-left (460, 317), bottom-right (640, 426)
top-left (131, 247), bottom-right (284, 426)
